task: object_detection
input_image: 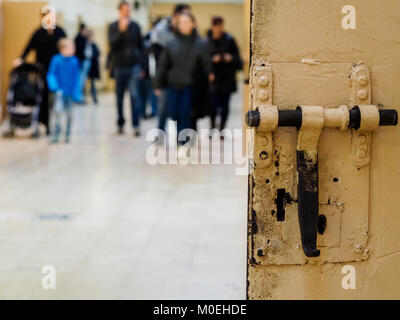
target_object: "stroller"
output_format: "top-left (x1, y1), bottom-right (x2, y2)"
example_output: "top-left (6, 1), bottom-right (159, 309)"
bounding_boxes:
top-left (3, 63), bottom-right (45, 138)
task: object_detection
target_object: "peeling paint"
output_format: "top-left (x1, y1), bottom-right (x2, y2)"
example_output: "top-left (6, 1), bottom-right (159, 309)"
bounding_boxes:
top-left (248, 0), bottom-right (400, 299)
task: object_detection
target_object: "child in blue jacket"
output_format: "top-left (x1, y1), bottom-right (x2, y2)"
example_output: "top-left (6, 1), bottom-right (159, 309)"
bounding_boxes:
top-left (47, 38), bottom-right (81, 143)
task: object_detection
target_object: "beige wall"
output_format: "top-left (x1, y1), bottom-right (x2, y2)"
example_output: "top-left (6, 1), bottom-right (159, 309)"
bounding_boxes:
top-left (248, 0), bottom-right (400, 299)
top-left (150, 2), bottom-right (245, 52)
top-left (0, 1), bottom-right (47, 116)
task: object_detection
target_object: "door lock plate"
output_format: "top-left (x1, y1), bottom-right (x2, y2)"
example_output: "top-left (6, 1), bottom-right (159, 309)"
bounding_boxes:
top-left (248, 61), bottom-right (398, 265)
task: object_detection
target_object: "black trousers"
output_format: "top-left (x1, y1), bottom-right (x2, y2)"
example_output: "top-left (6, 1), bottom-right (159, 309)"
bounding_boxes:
top-left (210, 91), bottom-right (231, 130)
top-left (39, 81), bottom-right (51, 134)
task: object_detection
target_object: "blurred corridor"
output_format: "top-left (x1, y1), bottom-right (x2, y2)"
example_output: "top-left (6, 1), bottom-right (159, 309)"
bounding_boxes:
top-left (0, 90), bottom-right (247, 299)
top-left (0, 0), bottom-right (249, 299)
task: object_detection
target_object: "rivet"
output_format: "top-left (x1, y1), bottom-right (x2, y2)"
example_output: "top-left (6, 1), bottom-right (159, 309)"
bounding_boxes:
top-left (357, 89), bottom-right (368, 100)
top-left (357, 134), bottom-right (368, 144)
top-left (356, 149), bottom-right (367, 159)
top-left (258, 90), bottom-right (269, 101)
top-left (258, 75), bottom-right (269, 87)
top-left (358, 76), bottom-right (369, 87)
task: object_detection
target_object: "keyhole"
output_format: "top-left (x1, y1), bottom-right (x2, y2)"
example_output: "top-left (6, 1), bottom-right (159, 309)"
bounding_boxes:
top-left (318, 215), bottom-right (327, 235)
top-left (276, 189), bottom-right (286, 222)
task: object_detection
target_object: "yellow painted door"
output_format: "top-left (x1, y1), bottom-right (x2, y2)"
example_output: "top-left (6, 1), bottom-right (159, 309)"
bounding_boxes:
top-left (247, 0), bottom-right (400, 299)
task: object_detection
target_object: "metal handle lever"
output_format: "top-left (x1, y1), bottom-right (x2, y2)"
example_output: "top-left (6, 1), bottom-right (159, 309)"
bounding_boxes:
top-left (246, 106), bottom-right (398, 257)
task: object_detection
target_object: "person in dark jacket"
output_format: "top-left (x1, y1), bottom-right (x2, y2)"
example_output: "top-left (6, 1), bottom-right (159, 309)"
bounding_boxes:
top-left (150, 4), bottom-right (191, 135)
top-left (207, 16), bottom-right (242, 131)
top-left (13, 10), bottom-right (67, 135)
top-left (155, 13), bottom-right (212, 144)
top-left (74, 24), bottom-right (88, 64)
top-left (137, 32), bottom-right (158, 118)
top-left (75, 23), bottom-right (91, 103)
top-left (87, 30), bottom-right (101, 105)
top-left (108, 0), bottom-right (144, 136)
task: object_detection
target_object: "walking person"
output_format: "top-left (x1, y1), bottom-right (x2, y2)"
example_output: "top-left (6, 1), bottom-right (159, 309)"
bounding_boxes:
top-left (137, 32), bottom-right (158, 118)
top-left (108, 0), bottom-right (144, 136)
top-left (206, 16), bottom-right (242, 131)
top-left (75, 24), bottom-right (91, 103)
top-left (87, 30), bottom-right (101, 105)
top-left (46, 38), bottom-right (81, 143)
top-left (13, 10), bottom-right (67, 136)
top-left (154, 13), bottom-right (212, 145)
top-left (150, 4), bottom-right (191, 140)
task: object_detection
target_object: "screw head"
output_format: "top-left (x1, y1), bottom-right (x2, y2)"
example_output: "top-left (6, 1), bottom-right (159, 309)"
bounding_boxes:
top-left (358, 76), bottom-right (369, 86)
top-left (258, 90), bottom-right (269, 101)
top-left (357, 89), bottom-right (369, 100)
top-left (258, 75), bottom-right (269, 87)
top-left (357, 134), bottom-right (368, 144)
top-left (356, 149), bottom-right (367, 159)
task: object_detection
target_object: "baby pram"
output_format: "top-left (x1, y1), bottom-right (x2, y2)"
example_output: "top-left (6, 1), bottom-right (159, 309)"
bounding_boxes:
top-left (3, 63), bottom-right (44, 138)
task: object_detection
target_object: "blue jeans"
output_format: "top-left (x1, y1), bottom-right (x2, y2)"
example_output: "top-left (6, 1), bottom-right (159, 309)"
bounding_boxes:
top-left (166, 86), bottom-right (192, 142)
top-left (137, 78), bottom-right (158, 117)
top-left (80, 59), bottom-right (91, 101)
top-left (115, 65), bottom-right (142, 128)
top-left (52, 93), bottom-right (73, 142)
top-left (90, 78), bottom-right (98, 104)
top-left (158, 89), bottom-right (168, 131)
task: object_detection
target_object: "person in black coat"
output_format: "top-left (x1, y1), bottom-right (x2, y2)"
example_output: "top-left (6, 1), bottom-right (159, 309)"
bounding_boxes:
top-left (155, 13), bottom-right (212, 142)
top-left (206, 16), bottom-right (242, 131)
top-left (108, 1), bottom-right (145, 136)
top-left (14, 11), bottom-right (66, 135)
top-left (87, 30), bottom-right (101, 105)
top-left (74, 24), bottom-right (88, 65)
top-left (75, 23), bottom-right (92, 103)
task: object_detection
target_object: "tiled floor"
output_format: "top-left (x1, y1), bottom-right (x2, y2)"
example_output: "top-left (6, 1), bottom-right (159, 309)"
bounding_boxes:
top-left (0, 89), bottom-right (247, 299)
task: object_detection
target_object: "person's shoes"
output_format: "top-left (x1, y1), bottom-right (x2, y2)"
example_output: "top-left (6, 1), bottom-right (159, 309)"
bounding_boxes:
top-left (133, 128), bottom-right (141, 137)
top-left (117, 127), bottom-right (124, 135)
top-left (31, 130), bottom-right (40, 139)
top-left (65, 136), bottom-right (70, 144)
top-left (144, 113), bottom-right (156, 119)
top-left (2, 130), bottom-right (14, 138)
top-left (50, 137), bottom-right (59, 144)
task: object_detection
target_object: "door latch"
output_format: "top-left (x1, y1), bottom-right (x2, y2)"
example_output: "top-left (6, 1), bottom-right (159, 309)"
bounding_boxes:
top-left (246, 105), bottom-right (398, 257)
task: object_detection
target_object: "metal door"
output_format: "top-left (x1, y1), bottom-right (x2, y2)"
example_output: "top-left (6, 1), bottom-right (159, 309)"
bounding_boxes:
top-left (247, 0), bottom-right (400, 299)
